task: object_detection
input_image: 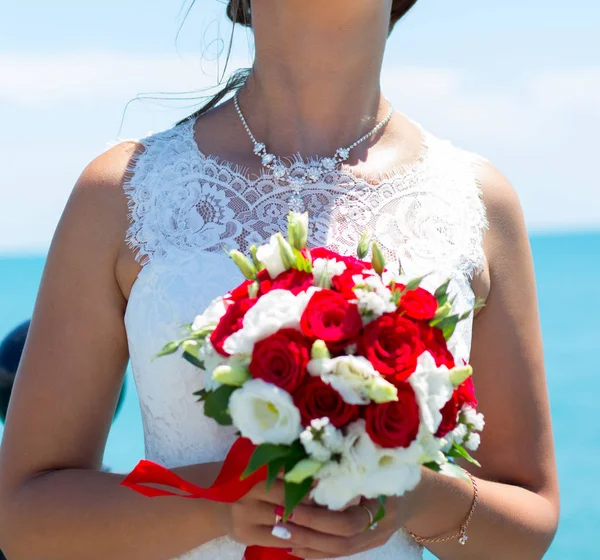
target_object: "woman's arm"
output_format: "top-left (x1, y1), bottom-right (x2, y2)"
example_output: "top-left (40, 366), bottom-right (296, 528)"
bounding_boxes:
top-left (401, 163), bottom-right (560, 559)
top-left (0, 145), bottom-right (231, 560)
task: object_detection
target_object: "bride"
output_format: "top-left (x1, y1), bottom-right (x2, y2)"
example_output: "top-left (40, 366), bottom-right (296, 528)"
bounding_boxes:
top-left (0, 1), bottom-right (559, 559)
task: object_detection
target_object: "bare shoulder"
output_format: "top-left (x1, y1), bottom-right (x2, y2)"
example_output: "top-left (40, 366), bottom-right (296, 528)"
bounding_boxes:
top-left (477, 161), bottom-right (527, 243)
top-left (474, 160), bottom-right (532, 271)
top-left (58, 141), bottom-right (145, 296)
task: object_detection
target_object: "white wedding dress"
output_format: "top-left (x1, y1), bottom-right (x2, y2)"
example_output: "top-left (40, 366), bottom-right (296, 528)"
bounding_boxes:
top-left (115, 114), bottom-right (488, 559)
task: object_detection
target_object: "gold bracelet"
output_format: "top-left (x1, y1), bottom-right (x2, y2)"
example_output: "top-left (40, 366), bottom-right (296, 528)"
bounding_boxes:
top-left (407, 469), bottom-right (478, 546)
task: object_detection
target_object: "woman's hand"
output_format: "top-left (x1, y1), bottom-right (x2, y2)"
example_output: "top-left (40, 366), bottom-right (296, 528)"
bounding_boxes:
top-left (229, 480), bottom-right (420, 559)
top-left (282, 495), bottom-right (417, 559)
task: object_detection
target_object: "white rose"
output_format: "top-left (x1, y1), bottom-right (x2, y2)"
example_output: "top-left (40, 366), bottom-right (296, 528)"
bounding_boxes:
top-left (256, 235), bottom-right (286, 278)
top-left (409, 351), bottom-right (455, 434)
top-left (362, 447), bottom-right (423, 499)
top-left (191, 296), bottom-right (228, 331)
top-left (339, 421), bottom-right (424, 499)
top-left (312, 258), bottom-right (346, 288)
top-left (223, 290), bottom-right (306, 355)
top-left (307, 355), bottom-right (395, 405)
top-left (228, 379), bottom-right (302, 445)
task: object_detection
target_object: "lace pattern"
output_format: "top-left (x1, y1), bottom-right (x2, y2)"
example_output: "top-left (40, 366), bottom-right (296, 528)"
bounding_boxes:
top-left (113, 114), bottom-right (488, 560)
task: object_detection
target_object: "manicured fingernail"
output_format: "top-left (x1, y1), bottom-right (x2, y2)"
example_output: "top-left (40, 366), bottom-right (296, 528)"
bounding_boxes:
top-left (274, 505), bottom-right (284, 517)
top-left (271, 524), bottom-right (292, 540)
top-left (283, 549), bottom-right (293, 553)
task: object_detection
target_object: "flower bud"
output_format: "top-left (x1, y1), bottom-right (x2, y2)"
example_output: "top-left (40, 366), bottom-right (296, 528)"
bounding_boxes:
top-left (449, 365), bottom-right (473, 387)
top-left (248, 281), bottom-right (260, 299)
top-left (357, 230), bottom-right (371, 260)
top-left (284, 458), bottom-right (323, 484)
top-left (212, 364), bottom-right (251, 387)
top-left (229, 250), bottom-right (257, 280)
top-left (433, 302), bottom-right (452, 321)
top-left (288, 211), bottom-right (309, 250)
top-left (249, 244), bottom-right (263, 270)
top-left (366, 376), bottom-right (399, 404)
top-left (275, 233), bottom-right (297, 270)
top-left (311, 340), bottom-right (331, 360)
top-left (371, 241), bottom-right (386, 275)
top-left (182, 339), bottom-right (200, 358)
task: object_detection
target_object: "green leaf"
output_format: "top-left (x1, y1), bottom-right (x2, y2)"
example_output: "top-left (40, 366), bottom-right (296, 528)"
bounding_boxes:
top-left (283, 477), bottom-right (314, 521)
top-left (266, 457), bottom-right (288, 491)
top-left (459, 309), bottom-right (473, 321)
top-left (449, 443), bottom-right (481, 468)
top-left (370, 496), bottom-right (387, 528)
top-left (423, 461), bottom-right (442, 473)
top-left (432, 314), bottom-right (460, 341)
top-left (434, 278), bottom-right (451, 306)
top-left (404, 274), bottom-right (429, 292)
top-left (193, 388), bottom-right (210, 401)
top-left (439, 462), bottom-right (471, 482)
top-left (183, 352), bottom-right (205, 369)
top-left (203, 385), bottom-right (237, 426)
top-left (241, 444), bottom-right (293, 479)
top-left (284, 459), bottom-right (323, 484)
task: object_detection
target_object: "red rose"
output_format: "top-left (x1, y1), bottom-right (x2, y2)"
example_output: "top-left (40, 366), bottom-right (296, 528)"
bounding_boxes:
top-left (294, 377), bottom-right (359, 428)
top-left (268, 269), bottom-right (314, 295)
top-left (331, 270), bottom-right (360, 300)
top-left (397, 286), bottom-right (438, 320)
top-left (210, 298), bottom-right (255, 356)
top-left (435, 378), bottom-right (478, 438)
top-left (435, 398), bottom-right (459, 438)
top-left (364, 381), bottom-right (420, 448)
top-left (228, 280), bottom-right (253, 302)
top-left (301, 290), bottom-right (363, 343)
top-left (456, 377), bottom-right (478, 409)
top-left (417, 322), bottom-right (455, 369)
top-left (228, 269), bottom-right (271, 301)
top-left (249, 328), bottom-right (311, 393)
top-left (359, 313), bottom-right (424, 380)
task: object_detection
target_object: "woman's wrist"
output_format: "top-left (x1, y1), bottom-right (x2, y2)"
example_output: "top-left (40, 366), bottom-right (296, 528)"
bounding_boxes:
top-left (398, 466), bottom-right (476, 539)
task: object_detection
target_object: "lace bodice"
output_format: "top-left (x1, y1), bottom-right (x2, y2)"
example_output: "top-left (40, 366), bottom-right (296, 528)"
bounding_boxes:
top-left (115, 114), bottom-right (488, 560)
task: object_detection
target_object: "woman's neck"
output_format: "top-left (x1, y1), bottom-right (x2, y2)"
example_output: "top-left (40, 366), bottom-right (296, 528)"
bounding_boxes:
top-left (240, 0), bottom-right (393, 157)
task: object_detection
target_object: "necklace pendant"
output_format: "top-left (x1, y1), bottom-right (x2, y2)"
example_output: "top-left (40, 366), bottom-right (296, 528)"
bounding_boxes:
top-left (261, 153), bottom-right (276, 166)
top-left (272, 164), bottom-right (286, 179)
top-left (321, 157), bottom-right (337, 171)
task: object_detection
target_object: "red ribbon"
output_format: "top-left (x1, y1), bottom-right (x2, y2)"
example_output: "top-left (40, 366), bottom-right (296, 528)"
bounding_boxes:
top-left (121, 438), bottom-right (300, 560)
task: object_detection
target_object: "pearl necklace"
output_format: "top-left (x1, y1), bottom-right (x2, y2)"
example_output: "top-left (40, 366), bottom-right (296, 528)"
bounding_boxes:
top-left (233, 91), bottom-right (394, 211)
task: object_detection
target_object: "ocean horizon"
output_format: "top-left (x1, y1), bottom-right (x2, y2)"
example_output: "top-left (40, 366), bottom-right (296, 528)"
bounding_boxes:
top-left (0, 229), bottom-right (598, 558)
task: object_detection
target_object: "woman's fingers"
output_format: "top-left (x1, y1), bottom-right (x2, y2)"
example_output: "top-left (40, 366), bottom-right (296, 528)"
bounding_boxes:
top-left (278, 522), bottom-right (363, 556)
top-left (288, 503), bottom-right (370, 537)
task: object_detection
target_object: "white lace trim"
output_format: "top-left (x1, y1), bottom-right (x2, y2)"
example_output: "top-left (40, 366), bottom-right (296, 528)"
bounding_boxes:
top-left (110, 115), bottom-right (488, 279)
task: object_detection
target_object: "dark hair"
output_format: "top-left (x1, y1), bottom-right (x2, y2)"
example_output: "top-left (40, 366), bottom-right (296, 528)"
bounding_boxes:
top-left (176, 0), bottom-right (418, 126)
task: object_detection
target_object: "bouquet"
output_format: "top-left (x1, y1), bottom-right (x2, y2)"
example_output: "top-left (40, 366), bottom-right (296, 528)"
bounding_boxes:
top-left (122, 212), bottom-right (485, 558)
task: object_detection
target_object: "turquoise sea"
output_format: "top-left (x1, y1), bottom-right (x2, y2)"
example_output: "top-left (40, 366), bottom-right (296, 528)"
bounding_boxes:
top-left (0, 232), bottom-right (598, 558)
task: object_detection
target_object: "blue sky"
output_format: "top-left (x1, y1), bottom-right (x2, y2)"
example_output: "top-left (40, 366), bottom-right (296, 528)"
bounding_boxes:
top-left (1, 0), bottom-right (599, 252)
